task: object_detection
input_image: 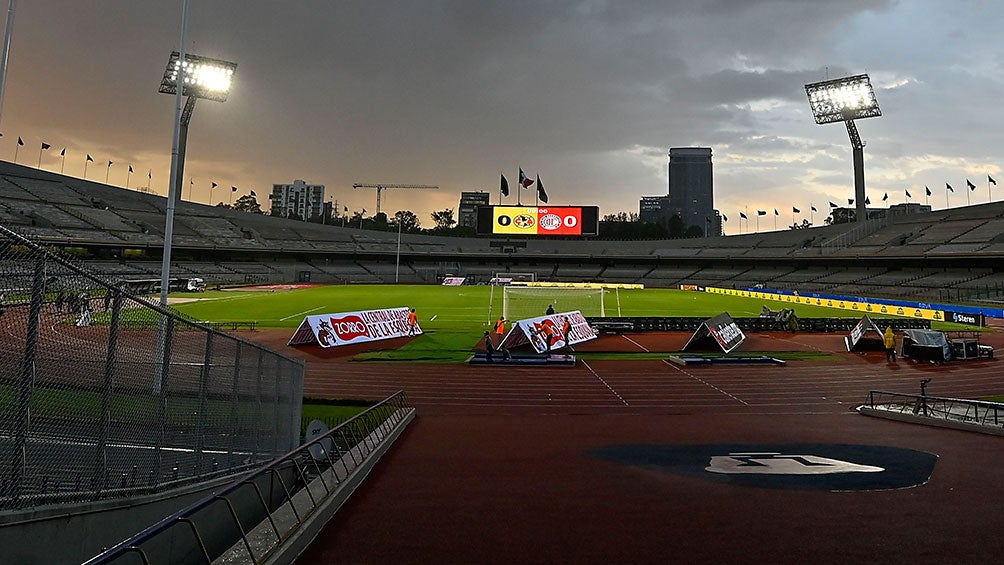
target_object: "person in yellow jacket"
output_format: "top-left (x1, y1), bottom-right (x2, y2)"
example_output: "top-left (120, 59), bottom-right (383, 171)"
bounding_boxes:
top-left (883, 326), bottom-right (897, 362)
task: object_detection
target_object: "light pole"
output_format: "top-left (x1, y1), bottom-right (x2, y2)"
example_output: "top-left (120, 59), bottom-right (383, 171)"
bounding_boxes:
top-left (394, 218), bottom-right (402, 283)
top-left (156, 47), bottom-right (236, 308)
top-left (805, 74), bottom-right (881, 223)
top-left (159, 51), bottom-right (237, 204)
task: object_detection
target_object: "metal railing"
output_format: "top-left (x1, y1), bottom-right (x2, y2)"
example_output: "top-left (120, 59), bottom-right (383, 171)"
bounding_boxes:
top-left (0, 223), bottom-right (305, 511)
top-left (864, 390), bottom-right (1004, 429)
top-left (82, 391), bottom-right (413, 565)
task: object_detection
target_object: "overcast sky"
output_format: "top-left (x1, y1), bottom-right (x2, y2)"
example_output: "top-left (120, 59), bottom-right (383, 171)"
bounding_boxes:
top-left (2, 1), bottom-right (1002, 232)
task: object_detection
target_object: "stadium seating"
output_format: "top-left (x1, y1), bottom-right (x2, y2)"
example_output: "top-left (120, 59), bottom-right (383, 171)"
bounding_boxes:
top-left (3, 160), bottom-right (1004, 302)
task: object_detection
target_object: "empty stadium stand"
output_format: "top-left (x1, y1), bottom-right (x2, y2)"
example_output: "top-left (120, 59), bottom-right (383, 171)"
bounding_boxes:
top-left (3, 160), bottom-right (1004, 302)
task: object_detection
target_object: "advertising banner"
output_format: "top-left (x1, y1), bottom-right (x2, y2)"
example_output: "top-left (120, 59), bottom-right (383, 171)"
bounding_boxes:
top-left (288, 307), bottom-right (421, 348)
top-left (683, 312), bottom-right (746, 354)
top-left (442, 277), bottom-right (466, 286)
top-left (942, 310), bottom-right (985, 327)
top-left (500, 310), bottom-right (597, 353)
top-left (706, 286), bottom-right (946, 321)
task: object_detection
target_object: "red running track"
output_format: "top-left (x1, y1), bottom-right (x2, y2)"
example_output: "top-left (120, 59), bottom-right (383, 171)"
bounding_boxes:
top-left (244, 330), bottom-right (1004, 564)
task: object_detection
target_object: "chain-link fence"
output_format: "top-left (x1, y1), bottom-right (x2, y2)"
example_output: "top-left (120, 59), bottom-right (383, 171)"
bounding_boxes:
top-left (0, 223), bottom-right (304, 511)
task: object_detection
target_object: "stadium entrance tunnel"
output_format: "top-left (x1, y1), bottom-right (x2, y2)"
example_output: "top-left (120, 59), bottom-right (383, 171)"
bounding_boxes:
top-left (588, 444), bottom-right (937, 492)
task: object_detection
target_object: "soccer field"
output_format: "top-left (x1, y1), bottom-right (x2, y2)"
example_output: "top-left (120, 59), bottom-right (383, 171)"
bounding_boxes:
top-left (168, 284), bottom-right (912, 333)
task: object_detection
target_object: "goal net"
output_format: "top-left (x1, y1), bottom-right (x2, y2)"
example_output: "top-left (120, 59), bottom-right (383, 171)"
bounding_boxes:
top-left (503, 286), bottom-right (607, 320)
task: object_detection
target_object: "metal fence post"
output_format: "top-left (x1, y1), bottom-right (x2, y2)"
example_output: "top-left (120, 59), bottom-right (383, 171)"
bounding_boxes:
top-left (93, 284), bottom-right (124, 491)
top-left (229, 340), bottom-right (242, 463)
top-left (196, 331), bottom-right (214, 477)
top-left (154, 316), bottom-right (175, 487)
top-left (10, 256), bottom-right (46, 502)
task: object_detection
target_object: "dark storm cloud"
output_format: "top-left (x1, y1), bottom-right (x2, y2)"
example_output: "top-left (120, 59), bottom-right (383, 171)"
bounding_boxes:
top-left (0, 0), bottom-right (999, 221)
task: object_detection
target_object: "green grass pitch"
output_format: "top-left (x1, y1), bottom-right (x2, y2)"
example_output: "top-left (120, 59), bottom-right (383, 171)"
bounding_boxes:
top-left (166, 285), bottom-right (971, 362)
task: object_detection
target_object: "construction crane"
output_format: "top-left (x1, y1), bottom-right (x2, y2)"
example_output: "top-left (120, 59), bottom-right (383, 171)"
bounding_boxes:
top-left (352, 183), bottom-right (439, 216)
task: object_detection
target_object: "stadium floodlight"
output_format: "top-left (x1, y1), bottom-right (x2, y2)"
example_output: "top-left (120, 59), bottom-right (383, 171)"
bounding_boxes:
top-left (805, 73), bottom-right (881, 222)
top-left (158, 51), bottom-right (237, 205)
top-left (158, 51), bottom-right (237, 102)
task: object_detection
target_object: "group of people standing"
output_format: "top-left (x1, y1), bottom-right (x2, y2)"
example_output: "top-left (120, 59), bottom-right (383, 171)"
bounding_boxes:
top-left (482, 305), bottom-right (574, 361)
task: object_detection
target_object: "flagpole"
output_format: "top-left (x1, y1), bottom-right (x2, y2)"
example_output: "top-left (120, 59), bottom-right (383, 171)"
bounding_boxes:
top-left (966, 181), bottom-right (971, 206)
top-left (126, 167), bottom-right (132, 188)
top-left (37, 145), bottom-right (42, 168)
top-left (188, 179), bottom-right (193, 200)
top-left (60, 150), bottom-right (65, 174)
top-left (946, 185), bottom-right (949, 209)
top-left (105, 162), bottom-right (111, 184)
top-left (83, 159), bottom-right (89, 179)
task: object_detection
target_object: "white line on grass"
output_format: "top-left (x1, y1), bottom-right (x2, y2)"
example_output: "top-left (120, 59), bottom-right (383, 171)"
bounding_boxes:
top-left (281, 306), bottom-right (325, 321)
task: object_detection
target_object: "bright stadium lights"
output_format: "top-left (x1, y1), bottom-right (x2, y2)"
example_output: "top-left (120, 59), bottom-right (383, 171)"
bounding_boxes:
top-left (158, 51), bottom-right (237, 207)
top-left (805, 74), bottom-right (881, 222)
top-left (159, 51), bottom-right (237, 103)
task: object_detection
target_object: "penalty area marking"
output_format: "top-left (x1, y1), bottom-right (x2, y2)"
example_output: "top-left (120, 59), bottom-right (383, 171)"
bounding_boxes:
top-left (281, 306), bottom-right (325, 321)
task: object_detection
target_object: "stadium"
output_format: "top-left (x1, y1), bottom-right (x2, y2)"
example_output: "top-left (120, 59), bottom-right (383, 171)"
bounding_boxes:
top-left (2, 158), bottom-right (1004, 564)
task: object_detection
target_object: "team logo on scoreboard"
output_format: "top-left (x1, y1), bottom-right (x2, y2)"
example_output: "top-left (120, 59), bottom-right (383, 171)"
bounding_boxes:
top-left (513, 214), bottom-right (536, 228)
top-left (589, 443), bottom-right (937, 491)
top-left (539, 213), bottom-right (562, 230)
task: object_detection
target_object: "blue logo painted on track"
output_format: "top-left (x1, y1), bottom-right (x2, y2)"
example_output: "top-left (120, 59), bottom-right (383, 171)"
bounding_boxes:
top-left (588, 444), bottom-right (937, 491)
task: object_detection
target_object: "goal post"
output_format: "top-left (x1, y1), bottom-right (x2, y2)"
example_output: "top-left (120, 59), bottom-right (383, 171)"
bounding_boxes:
top-left (502, 286), bottom-right (612, 320)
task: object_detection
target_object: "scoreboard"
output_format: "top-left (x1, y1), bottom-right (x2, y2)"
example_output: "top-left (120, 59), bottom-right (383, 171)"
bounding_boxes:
top-left (476, 206), bottom-right (600, 237)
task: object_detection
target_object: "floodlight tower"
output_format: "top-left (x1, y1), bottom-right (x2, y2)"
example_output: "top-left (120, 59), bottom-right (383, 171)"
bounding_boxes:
top-left (159, 51), bottom-right (237, 203)
top-left (805, 74), bottom-right (881, 222)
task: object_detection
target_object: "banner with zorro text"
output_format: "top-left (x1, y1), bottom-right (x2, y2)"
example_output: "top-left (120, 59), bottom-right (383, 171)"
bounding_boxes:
top-left (288, 307), bottom-right (422, 348)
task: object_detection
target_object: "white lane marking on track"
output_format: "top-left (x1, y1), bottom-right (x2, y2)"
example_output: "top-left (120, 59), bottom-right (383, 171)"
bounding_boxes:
top-left (621, 334), bottom-right (649, 352)
top-left (582, 360), bottom-right (630, 406)
top-left (661, 359), bottom-right (749, 406)
top-left (281, 306), bottom-right (324, 321)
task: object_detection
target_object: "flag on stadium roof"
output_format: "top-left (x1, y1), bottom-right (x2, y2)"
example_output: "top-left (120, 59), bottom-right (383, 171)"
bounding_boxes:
top-left (990, 175), bottom-right (997, 186)
top-left (86, 154), bottom-right (93, 162)
top-left (829, 201), bottom-right (837, 207)
top-left (231, 186), bottom-right (238, 192)
top-left (967, 179), bottom-right (976, 191)
top-left (128, 165), bottom-right (133, 173)
top-left (41, 142), bottom-right (50, 150)
top-left (865, 196), bottom-right (871, 205)
top-left (882, 192), bottom-right (888, 201)
top-left (59, 148), bottom-right (65, 156)
top-left (757, 210), bottom-right (766, 216)
top-left (905, 189), bottom-right (912, 198)
top-left (925, 186), bottom-right (931, 197)
top-left (946, 182), bottom-right (954, 192)
top-left (536, 175), bottom-right (548, 203)
top-left (774, 209), bottom-right (779, 216)
top-left (500, 173), bottom-right (509, 197)
top-left (811, 205), bottom-right (817, 212)
top-left (17, 136), bottom-right (23, 146)
top-left (107, 160), bottom-right (113, 167)
top-left (723, 214), bottom-right (728, 222)
top-left (250, 190), bottom-right (257, 197)
top-left (739, 211), bottom-right (748, 219)
top-left (211, 182), bottom-right (218, 188)
top-left (847, 198), bottom-right (854, 205)
top-left (519, 167), bottom-right (533, 188)
top-left (792, 206), bottom-right (800, 214)
top-left (344, 206), bottom-right (348, 212)
top-left (147, 169), bottom-right (152, 179)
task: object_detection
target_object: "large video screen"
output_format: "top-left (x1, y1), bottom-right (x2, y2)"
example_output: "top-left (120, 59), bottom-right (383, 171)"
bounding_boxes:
top-left (476, 206), bottom-right (600, 236)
